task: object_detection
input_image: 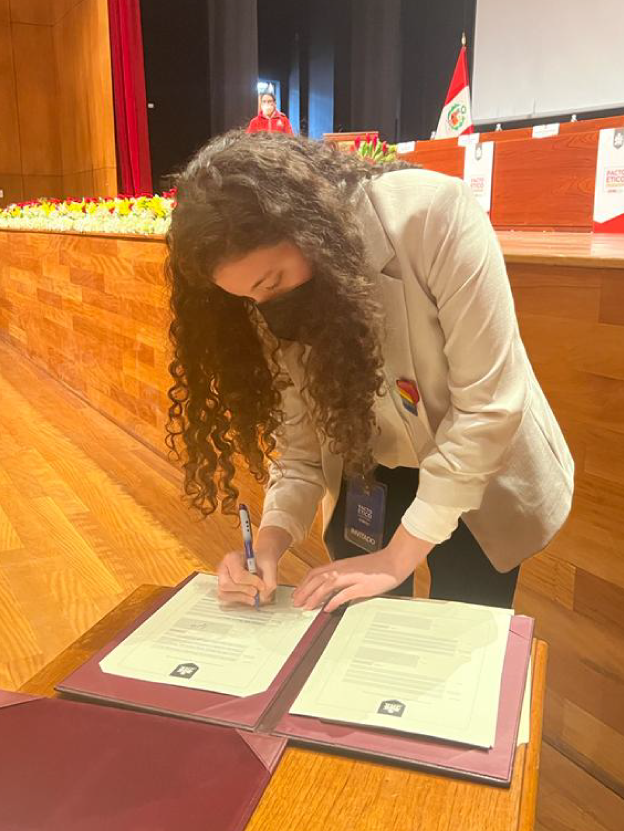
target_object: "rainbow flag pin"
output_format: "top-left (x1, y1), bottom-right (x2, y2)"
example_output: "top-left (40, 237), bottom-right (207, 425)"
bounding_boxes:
top-left (396, 379), bottom-right (420, 415)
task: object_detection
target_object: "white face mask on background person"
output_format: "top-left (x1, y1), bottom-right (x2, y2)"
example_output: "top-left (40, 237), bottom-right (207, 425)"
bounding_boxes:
top-left (261, 98), bottom-right (275, 117)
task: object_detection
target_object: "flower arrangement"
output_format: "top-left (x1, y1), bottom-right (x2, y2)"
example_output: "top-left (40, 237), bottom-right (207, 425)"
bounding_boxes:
top-left (354, 134), bottom-right (398, 163)
top-left (0, 189), bottom-right (177, 235)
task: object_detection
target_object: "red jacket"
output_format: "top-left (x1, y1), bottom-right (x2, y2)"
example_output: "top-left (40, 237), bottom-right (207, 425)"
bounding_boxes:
top-left (246, 110), bottom-right (293, 134)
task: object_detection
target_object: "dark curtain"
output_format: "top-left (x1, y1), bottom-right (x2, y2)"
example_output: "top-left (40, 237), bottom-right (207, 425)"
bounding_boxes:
top-left (140, 0), bottom-right (210, 191)
top-left (399, 0), bottom-right (477, 141)
top-left (108, 0), bottom-right (153, 194)
top-left (207, 0), bottom-right (259, 135)
top-left (308, 0), bottom-right (334, 138)
top-left (333, 1), bottom-right (352, 134)
top-left (288, 34), bottom-right (301, 133)
top-left (335, 0), bottom-right (402, 141)
top-left (258, 0), bottom-right (297, 121)
top-left (333, 0), bottom-right (477, 142)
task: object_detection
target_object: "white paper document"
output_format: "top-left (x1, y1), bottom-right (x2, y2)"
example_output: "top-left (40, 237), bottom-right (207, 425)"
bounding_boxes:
top-left (290, 597), bottom-right (513, 748)
top-left (100, 573), bottom-right (318, 696)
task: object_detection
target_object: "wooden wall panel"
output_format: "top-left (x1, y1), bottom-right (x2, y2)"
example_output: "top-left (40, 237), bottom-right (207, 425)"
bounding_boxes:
top-left (508, 258), bottom-right (624, 797)
top-left (404, 134), bottom-right (599, 231)
top-left (22, 174), bottom-right (64, 201)
top-left (92, 167), bottom-right (118, 198)
top-left (398, 120), bottom-right (624, 232)
top-left (0, 0), bottom-right (116, 206)
top-left (600, 274), bottom-right (624, 325)
top-left (62, 170), bottom-right (95, 200)
top-left (84, 0), bottom-right (116, 171)
top-left (0, 22), bottom-right (22, 178)
top-left (413, 146), bottom-right (464, 179)
top-left (491, 133), bottom-right (598, 230)
top-left (54, 0), bottom-right (117, 196)
top-left (1, 230), bottom-right (624, 797)
top-left (558, 115), bottom-right (624, 134)
top-left (0, 231), bottom-right (170, 452)
top-left (11, 23), bottom-right (62, 176)
top-left (0, 174), bottom-right (24, 205)
top-left (480, 128), bottom-right (532, 143)
top-left (9, 0), bottom-right (55, 25)
top-left (405, 116), bottom-right (624, 153)
top-left (52, 0), bottom-right (84, 23)
top-left (54, 5), bottom-right (91, 177)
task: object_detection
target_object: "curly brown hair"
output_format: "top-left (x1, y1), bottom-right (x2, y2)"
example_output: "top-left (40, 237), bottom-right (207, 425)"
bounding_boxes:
top-left (165, 130), bottom-right (410, 517)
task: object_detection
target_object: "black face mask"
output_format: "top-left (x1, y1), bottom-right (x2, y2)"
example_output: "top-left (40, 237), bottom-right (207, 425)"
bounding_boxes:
top-left (257, 279), bottom-right (318, 343)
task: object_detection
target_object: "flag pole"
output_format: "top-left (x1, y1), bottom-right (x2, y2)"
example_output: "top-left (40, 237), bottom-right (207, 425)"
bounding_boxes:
top-left (435, 31), bottom-right (473, 139)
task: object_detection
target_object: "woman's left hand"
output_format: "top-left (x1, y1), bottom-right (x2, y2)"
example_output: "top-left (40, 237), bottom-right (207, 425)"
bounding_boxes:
top-left (292, 527), bottom-right (434, 613)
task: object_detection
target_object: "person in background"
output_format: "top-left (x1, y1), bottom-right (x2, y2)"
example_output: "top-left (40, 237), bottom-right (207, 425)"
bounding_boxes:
top-left (247, 92), bottom-right (293, 134)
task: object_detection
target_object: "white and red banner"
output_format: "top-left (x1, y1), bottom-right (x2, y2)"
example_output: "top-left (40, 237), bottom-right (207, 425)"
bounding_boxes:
top-left (463, 140), bottom-right (495, 214)
top-left (593, 128), bottom-right (624, 233)
top-left (436, 45), bottom-right (473, 140)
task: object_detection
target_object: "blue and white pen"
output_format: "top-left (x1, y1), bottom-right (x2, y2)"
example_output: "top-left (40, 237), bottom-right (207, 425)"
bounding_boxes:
top-left (239, 503), bottom-right (260, 609)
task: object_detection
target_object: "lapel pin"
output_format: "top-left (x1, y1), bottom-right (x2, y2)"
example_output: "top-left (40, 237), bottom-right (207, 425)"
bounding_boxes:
top-left (396, 379), bottom-right (420, 415)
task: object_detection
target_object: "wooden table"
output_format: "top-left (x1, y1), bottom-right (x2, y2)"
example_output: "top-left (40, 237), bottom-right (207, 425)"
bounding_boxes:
top-left (20, 585), bottom-right (548, 831)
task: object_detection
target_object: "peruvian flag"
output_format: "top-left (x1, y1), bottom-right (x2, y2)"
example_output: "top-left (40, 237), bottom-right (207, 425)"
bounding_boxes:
top-left (436, 39), bottom-right (473, 140)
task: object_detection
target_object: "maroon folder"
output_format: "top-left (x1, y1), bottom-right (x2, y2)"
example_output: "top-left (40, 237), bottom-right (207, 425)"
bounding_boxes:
top-left (56, 575), bottom-right (533, 786)
top-left (270, 614), bottom-right (534, 786)
top-left (56, 576), bottom-right (335, 731)
top-left (0, 690), bottom-right (284, 831)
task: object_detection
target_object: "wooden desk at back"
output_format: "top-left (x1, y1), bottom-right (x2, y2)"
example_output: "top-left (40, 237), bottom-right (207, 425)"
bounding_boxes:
top-left (418, 115), bottom-right (624, 149)
top-left (20, 584), bottom-right (547, 831)
top-left (398, 115), bottom-right (624, 232)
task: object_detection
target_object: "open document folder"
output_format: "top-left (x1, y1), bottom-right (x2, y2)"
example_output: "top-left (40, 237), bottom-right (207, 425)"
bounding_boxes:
top-left (99, 573), bottom-right (318, 696)
top-left (57, 573), bottom-right (533, 784)
top-left (289, 597), bottom-right (513, 749)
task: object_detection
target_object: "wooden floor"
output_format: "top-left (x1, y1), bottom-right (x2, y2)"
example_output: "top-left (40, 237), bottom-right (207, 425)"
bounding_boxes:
top-left (0, 338), bottom-right (622, 831)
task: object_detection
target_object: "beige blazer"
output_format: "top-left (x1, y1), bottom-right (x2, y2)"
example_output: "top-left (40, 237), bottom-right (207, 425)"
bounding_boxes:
top-left (259, 168), bottom-right (574, 572)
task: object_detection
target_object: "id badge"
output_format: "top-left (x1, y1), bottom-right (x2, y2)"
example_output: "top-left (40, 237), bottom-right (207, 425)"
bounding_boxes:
top-left (344, 478), bottom-right (387, 553)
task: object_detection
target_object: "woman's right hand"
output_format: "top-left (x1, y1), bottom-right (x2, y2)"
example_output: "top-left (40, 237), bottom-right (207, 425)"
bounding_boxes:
top-left (217, 549), bottom-right (279, 607)
top-left (217, 525), bottom-right (292, 607)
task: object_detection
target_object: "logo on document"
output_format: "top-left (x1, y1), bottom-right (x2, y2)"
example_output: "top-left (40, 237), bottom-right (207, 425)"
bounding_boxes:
top-left (378, 699), bottom-right (406, 718)
top-left (170, 662), bottom-right (199, 679)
